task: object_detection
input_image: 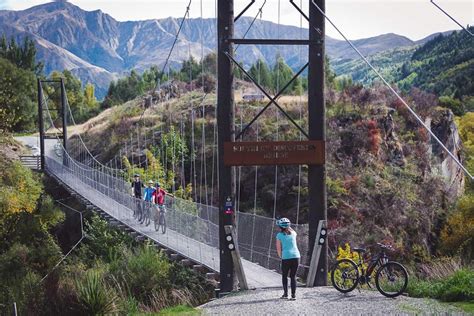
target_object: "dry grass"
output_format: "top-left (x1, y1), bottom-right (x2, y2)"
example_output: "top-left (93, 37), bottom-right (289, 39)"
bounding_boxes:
top-left (417, 257), bottom-right (463, 280)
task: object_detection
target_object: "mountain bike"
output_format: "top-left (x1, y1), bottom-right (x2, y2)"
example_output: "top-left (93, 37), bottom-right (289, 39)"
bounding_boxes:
top-left (141, 203), bottom-right (152, 226)
top-left (154, 205), bottom-right (166, 234)
top-left (331, 243), bottom-right (408, 298)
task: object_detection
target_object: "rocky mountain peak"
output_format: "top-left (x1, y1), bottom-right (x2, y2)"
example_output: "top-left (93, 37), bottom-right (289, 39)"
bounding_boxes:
top-left (0, 3), bottom-right (435, 99)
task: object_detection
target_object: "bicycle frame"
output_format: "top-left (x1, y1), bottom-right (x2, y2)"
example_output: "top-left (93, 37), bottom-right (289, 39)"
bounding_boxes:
top-left (356, 249), bottom-right (389, 281)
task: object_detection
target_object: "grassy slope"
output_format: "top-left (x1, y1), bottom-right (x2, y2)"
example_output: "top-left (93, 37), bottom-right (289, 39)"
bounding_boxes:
top-left (332, 46), bottom-right (416, 84)
top-left (333, 27), bottom-right (474, 102)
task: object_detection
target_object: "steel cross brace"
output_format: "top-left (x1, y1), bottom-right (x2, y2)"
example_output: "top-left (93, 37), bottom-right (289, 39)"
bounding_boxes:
top-left (225, 52), bottom-right (309, 139)
top-left (234, 0), bottom-right (256, 22)
top-left (290, 0), bottom-right (323, 36)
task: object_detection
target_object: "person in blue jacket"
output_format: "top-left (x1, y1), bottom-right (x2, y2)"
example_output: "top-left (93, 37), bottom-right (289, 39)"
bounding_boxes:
top-left (276, 217), bottom-right (300, 300)
top-left (142, 180), bottom-right (156, 226)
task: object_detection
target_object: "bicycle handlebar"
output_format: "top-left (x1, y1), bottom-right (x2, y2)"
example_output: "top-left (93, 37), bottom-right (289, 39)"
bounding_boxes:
top-left (376, 242), bottom-right (393, 250)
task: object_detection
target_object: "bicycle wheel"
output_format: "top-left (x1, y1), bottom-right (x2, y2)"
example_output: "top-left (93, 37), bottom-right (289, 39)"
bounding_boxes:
top-left (375, 261), bottom-right (408, 298)
top-left (145, 208), bottom-right (151, 225)
top-left (331, 259), bottom-right (359, 293)
top-left (160, 213), bottom-right (166, 234)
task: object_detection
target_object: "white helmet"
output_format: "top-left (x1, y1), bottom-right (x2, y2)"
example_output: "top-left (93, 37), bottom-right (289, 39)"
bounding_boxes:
top-left (277, 217), bottom-right (291, 228)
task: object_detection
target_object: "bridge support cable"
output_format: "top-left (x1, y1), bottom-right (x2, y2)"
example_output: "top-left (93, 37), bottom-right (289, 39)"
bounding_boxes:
top-left (296, 0), bottom-right (304, 225)
top-left (430, 0), bottom-right (473, 37)
top-left (234, 0), bottom-right (267, 53)
top-left (266, 0), bottom-right (282, 270)
top-left (310, 0), bottom-right (473, 181)
top-left (40, 200), bottom-right (85, 283)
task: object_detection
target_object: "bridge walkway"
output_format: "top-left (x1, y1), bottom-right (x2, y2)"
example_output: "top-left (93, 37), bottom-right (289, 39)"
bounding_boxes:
top-left (45, 156), bottom-right (281, 289)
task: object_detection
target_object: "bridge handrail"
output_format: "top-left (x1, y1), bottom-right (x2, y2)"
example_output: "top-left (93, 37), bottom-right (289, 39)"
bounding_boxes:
top-left (44, 148), bottom-right (309, 274)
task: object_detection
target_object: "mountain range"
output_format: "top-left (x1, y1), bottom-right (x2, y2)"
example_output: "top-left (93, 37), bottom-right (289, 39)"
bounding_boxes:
top-left (0, 2), bottom-right (450, 98)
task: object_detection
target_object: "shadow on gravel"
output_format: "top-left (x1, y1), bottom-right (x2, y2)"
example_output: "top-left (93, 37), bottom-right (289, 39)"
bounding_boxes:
top-left (302, 291), bottom-right (391, 303)
top-left (205, 298), bottom-right (278, 308)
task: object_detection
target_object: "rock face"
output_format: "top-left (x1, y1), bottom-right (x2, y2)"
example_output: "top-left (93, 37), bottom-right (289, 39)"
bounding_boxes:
top-left (0, 2), bottom-right (425, 98)
top-left (428, 108), bottom-right (465, 198)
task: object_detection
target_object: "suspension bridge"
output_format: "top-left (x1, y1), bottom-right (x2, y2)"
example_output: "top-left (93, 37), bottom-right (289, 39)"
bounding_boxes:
top-left (18, 0), bottom-right (472, 296)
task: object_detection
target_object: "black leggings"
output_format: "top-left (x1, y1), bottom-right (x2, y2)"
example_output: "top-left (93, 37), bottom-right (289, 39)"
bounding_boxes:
top-left (282, 258), bottom-right (299, 296)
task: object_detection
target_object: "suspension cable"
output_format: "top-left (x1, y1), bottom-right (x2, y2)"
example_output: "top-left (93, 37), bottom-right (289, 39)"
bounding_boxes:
top-left (235, 0), bottom-right (267, 53)
top-left (154, 0), bottom-right (193, 92)
top-left (296, 0), bottom-right (303, 225)
top-left (310, 0), bottom-right (473, 180)
top-left (430, 0), bottom-right (473, 37)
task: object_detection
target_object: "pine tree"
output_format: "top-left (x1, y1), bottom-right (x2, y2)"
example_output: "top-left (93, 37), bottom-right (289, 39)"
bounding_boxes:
top-left (248, 59), bottom-right (272, 91)
top-left (273, 56), bottom-right (295, 94)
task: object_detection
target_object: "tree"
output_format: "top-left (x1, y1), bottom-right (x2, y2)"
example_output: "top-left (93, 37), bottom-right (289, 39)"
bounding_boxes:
top-left (201, 52), bottom-right (217, 75)
top-left (0, 58), bottom-right (37, 132)
top-left (439, 96), bottom-right (464, 116)
top-left (0, 35), bottom-right (43, 75)
top-left (325, 55), bottom-right (336, 87)
top-left (179, 56), bottom-right (200, 83)
top-left (248, 59), bottom-right (272, 91)
top-left (272, 56), bottom-right (295, 94)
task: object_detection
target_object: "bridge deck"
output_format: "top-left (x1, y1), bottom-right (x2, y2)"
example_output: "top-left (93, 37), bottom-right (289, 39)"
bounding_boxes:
top-left (47, 164), bottom-right (281, 289)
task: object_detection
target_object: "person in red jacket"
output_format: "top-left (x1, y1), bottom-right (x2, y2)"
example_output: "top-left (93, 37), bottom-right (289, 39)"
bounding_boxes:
top-left (152, 182), bottom-right (173, 213)
top-left (152, 182), bottom-right (173, 233)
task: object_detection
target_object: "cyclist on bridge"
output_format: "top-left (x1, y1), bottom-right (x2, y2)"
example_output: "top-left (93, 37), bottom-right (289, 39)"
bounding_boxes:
top-left (152, 182), bottom-right (174, 234)
top-left (152, 182), bottom-right (174, 213)
top-left (276, 217), bottom-right (300, 301)
top-left (142, 180), bottom-right (156, 226)
top-left (131, 174), bottom-right (144, 220)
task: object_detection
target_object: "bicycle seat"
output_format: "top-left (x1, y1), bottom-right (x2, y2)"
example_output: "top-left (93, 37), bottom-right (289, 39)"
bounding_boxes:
top-left (353, 247), bottom-right (366, 253)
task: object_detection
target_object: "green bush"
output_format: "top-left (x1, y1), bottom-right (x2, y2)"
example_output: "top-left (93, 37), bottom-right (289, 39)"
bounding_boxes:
top-left (76, 269), bottom-right (118, 315)
top-left (111, 245), bottom-right (170, 304)
top-left (407, 269), bottom-right (474, 302)
top-left (76, 214), bottom-right (135, 265)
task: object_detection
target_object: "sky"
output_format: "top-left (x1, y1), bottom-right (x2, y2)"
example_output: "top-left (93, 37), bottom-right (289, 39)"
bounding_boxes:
top-left (0, 0), bottom-right (472, 41)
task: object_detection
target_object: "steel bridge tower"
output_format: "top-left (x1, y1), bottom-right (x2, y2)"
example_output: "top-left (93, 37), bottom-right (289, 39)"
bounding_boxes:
top-left (217, 0), bottom-right (327, 292)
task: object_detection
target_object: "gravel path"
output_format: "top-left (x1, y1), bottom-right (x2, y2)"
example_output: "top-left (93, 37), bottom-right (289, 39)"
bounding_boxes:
top-left (200, 287), bottom-right (464, 315)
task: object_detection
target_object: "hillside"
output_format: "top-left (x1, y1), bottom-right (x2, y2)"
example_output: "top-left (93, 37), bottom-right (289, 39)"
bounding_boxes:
top-left (334, 28), bottom-right (473, 106)
top-left (397, 27), bottom-right (474, 99)
top-left (332, 46), bottom-right (417, 85)
top-left (0, 2), bottom-right (430, 98)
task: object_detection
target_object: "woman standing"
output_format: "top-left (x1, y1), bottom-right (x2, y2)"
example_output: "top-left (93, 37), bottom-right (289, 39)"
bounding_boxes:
top-left (276, 217), bottom-right (300, 300)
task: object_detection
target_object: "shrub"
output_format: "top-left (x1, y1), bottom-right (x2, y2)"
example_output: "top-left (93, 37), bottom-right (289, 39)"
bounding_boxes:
top-left (77, 214), bottom-right (135, 265)
top-left (441, 194), bottom-right (474, 261)
top-left (330, 243), bottom-right (369, 285)
top-left (407, 268), bottom-right (474, 302)
top-left (75, 269), bottom-right (118, 315)
top-left (112, 245), bottom-right (170, 304)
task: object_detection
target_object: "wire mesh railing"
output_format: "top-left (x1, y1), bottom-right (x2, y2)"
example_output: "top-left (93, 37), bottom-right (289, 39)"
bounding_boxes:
top-left (44, 146), bottom-right (310, 275)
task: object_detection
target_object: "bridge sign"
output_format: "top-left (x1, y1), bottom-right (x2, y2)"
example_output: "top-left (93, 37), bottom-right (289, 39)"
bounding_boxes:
top-left (224, 141), bottom-right (325, 166)
top-left (224, 196), bottom-right (234, 215)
